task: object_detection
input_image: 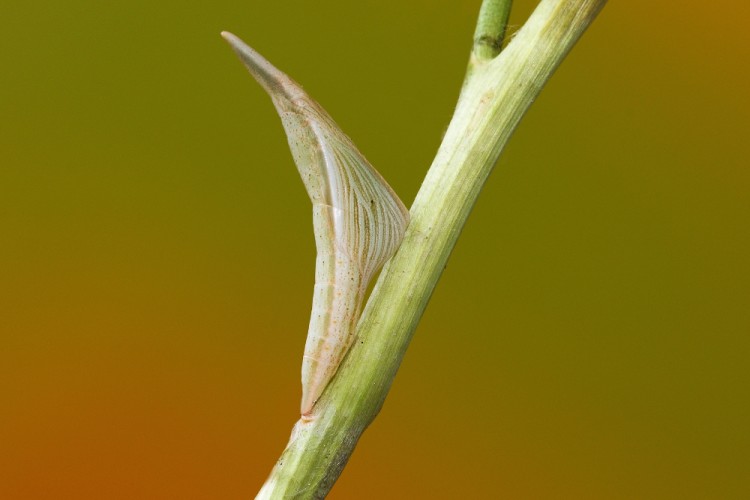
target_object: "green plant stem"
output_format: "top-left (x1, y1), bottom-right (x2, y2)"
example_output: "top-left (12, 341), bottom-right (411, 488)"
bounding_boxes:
top-left (256, 1), bottom-right (606, 498)
top-left (473, 0), bottom-right (513, 60)
top-left (461, 0), bottom-right (513, 100)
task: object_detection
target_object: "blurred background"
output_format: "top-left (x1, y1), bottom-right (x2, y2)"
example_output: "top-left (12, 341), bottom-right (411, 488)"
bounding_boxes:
top-left (1, 1), bottom-right (748, 498)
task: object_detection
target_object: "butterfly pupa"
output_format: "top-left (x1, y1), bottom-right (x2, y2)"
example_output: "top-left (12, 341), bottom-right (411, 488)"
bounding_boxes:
top-left (222, 32), bottom-right (410, 416)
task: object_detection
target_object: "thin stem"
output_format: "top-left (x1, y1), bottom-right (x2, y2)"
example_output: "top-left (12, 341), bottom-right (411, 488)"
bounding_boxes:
top-left (255, 0), bottom-right (606, 498)
top-left (473, 0), bottom-right (513, 61)
top-left (461, 0), bottom-right (514, 100)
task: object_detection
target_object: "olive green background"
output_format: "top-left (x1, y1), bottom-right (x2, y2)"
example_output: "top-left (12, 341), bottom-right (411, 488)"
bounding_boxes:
top-left (2, 1), bottom-right (748, 498)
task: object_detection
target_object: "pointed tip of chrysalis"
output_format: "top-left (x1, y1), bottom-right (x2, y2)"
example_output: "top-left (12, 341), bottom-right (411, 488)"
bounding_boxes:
top-left (220, 31), bottom-right (304, 105)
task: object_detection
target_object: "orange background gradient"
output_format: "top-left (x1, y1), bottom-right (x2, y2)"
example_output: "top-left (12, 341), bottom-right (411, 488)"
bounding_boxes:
top-left (2, 1), bottom-right (749, 498)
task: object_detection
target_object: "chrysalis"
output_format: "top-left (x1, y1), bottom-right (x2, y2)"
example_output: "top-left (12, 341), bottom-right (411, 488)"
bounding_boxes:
top-left (222, 32), bottom-right (409, 415)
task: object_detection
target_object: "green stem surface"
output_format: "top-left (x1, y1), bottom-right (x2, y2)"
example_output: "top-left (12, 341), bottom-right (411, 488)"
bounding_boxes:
top-left (257, 1), bottom-right (606, 498)
top-left (473, 0), bottom-right (513, 60)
